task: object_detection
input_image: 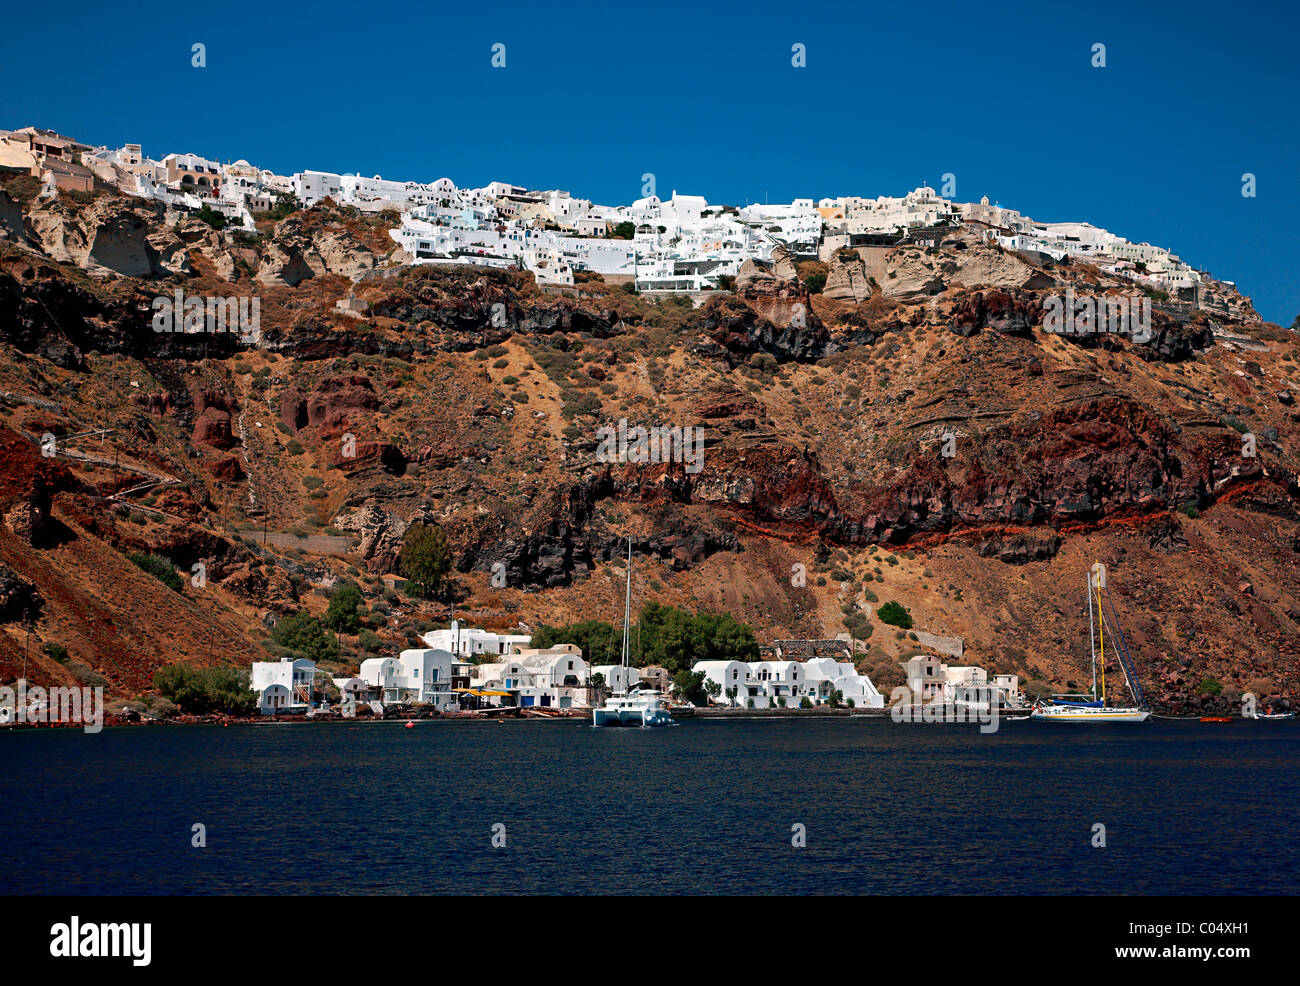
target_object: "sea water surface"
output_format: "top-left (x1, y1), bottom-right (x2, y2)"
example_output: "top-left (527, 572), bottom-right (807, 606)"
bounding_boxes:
top-left (2, 717), bottom-right (1297, 895)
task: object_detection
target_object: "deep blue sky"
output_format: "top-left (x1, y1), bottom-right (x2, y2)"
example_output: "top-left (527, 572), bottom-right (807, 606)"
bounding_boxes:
top-left (3, 0), bottom-right (1297, 323)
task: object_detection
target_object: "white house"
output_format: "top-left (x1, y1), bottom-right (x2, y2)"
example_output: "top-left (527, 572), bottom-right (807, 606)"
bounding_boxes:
top-left (422, 621), bottom-right (531, 660)
top-left (693, 660), bottom-right (750, 706)
top-left (692, 657), bottom-right (882, 709)
top-left (801, 657), bottom-right (884, 709)
top-left (397, 648), bottom-right (458, 710)
top-left (899, 656), bottom-right (1023, 709)
top-left (592, 664), bottom-right (640, 695)
top-left (293, 170), bottom-right (342, 205)
top-left (359, 656), bottom-right (405, 703)
top-left (250, 657), bottom-right (317, 715)
top-left (902, 654), bottom-right (947, 703)
top-left (358, 650), bottom-right (457, 709)
top-left (750, 661), bottom-right (805, 707)
top-left (470, 646), bottom-right (591, 709)
top-left (514, 646), bottom-right (589, 709)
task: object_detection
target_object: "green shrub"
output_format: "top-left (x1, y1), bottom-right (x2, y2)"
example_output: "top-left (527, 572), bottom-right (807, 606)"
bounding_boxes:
top-left (152, 664), bottom-right (258, 715)
top-left (324, 583), bottom-right (363, 635)
top-left (270, 612), bottom-right (339, 662)
top-left (128, 552), bottom-right (183, 592)
top-left (68, 663), bottom-right (109, 688)
top-left (876, 600), bottom-right (913, 629)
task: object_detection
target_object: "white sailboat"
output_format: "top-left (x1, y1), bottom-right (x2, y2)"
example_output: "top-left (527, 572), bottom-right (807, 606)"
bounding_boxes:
top-left (592, 538), bottom-right (674, 728)
top-left (1032, 564), bottom-right (1150, 723)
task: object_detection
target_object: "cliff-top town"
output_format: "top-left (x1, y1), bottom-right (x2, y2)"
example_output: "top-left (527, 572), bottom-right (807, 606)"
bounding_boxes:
top-left (0, 124), bottom-right (1229, 305)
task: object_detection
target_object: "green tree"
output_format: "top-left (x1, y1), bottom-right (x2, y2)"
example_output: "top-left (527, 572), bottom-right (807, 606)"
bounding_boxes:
top-left (533, 605), bottom-right (759, 675)
top-left (398, 522), bottom-right (453, 600)
top-left (194, 204), bottom-right (228, 230)
top-left (639, 602), bottom-right (759, 674)
top-left (324, 582), bottom-right (363, 636)
top-left (611, 221), bottom-right (636, 239)
top-left (876, 600), bottom-right (913, 629)
top-left (152, 664), bottom-right (258, 715)
top-left (271, 611), bottom-right (339, 663)
top-left (673, 670), bottom-right (707, 705)
top-left (533, 620), bottom-right (621, 665)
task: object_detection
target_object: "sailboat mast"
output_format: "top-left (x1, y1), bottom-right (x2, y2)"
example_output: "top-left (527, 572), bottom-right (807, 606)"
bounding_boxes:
top-left (1097, 575), bottom-right (1106, 704)
top-left (1088, 570), bottom-right (1097, 701)
top-left (621, 536), bottom-right (632, 688)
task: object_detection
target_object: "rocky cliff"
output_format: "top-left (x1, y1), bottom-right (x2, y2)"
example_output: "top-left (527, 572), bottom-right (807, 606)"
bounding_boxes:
top-left (0, 188), bottom-right (1297, 714)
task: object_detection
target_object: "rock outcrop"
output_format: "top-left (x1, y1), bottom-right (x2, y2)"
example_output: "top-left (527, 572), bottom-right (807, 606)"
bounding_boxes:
top-left (256, 214), bottom-right (377, 285)
top-left (23, 195), bottom-right (180, 277)
top-left (881, 232), bottom-right (1053, 299)
top-left (823, 249), bottom-right (873, 303)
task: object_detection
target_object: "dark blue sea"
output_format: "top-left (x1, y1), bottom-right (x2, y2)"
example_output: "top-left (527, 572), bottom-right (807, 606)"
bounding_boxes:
top-left (3, 717), bottom-right (1297, 895)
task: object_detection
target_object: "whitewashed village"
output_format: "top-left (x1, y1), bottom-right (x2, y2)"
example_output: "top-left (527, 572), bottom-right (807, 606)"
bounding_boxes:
top-left (248, 619), bottom-right (1027, 719)
top-left (1, 125), bottom-right (1215, 300)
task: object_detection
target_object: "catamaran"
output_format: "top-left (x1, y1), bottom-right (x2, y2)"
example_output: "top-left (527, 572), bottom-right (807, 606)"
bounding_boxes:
top-left (592, 538), bottom-right (675, 728)
top-left (1032, 564), bottom-right (1150, 723)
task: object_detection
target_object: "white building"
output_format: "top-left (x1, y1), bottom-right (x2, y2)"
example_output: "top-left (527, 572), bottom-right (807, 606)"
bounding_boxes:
top-left (359, 656), bottom-right (404, 703)
top-left (471, 646), bottom-right (590, 709)
top-left (841, 185), bottom-right (957, 234)
top-left (358, 650), bottom-right (457, 709)
top-left (250, 657), bottom-right (317, 715)
top-left (422, 620), bottom-right (531, 660)
top-left (592, 664), bottom-right (641, 695)
top-left (902, 654), bottom-right (947, 704)
top-left (693, 658), bottom-right (883, 709)
top-left (900, 656), bottom-right (1023, 709)
top-left (693, 660), bottom-right (750, 706)
top-left (293, 170), bottom-right (342, 206)
top-left (801, 657), bottom-right (884, 709)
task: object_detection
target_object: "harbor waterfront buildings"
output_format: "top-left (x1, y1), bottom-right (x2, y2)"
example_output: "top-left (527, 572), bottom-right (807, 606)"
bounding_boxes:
top-left (693, 658), bottom-right (886, 709)
top-left (247, 634), bottom-right (1029, 716)
top-left (901, 655), bottom-right (1024, 710)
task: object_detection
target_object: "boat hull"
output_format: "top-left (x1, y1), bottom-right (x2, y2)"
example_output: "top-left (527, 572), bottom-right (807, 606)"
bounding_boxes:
top-left (592, 706), bottom-right (674, 728)
top-left (1031, 706), bottom-right (1150, 722)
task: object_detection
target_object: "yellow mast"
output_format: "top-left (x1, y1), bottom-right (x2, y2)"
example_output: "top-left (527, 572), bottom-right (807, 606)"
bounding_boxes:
top-left (1096, 573), bottom-right (1106, 704)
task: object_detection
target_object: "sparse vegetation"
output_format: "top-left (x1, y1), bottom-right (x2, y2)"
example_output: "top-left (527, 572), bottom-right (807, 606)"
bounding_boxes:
top-left (127, 553), bottom-right (183, 592)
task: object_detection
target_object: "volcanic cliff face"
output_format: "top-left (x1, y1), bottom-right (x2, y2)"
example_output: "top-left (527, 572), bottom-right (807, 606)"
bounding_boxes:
top-left (1, 187), bottom-right (1298, 713)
